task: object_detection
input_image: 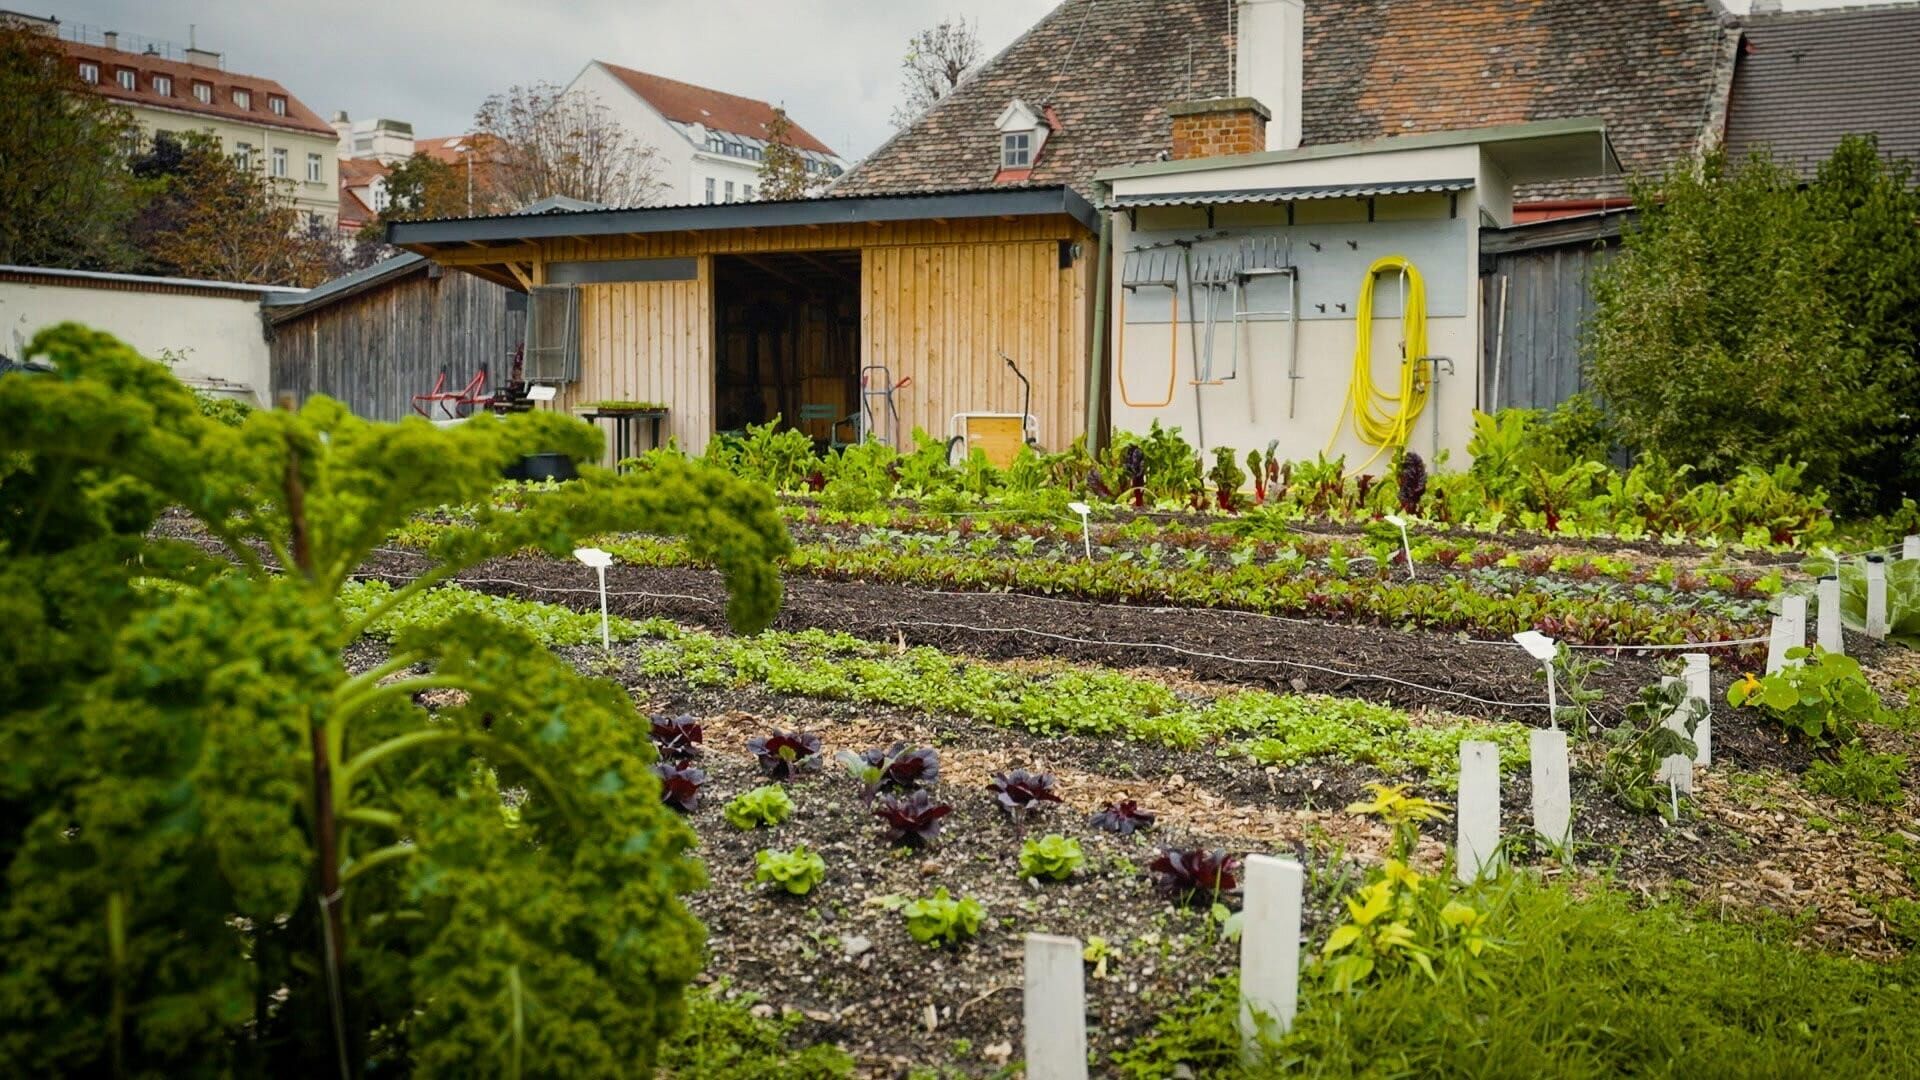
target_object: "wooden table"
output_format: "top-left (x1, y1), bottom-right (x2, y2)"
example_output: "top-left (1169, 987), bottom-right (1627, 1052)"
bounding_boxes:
top-left (578, 408), bottom-right (668, 470)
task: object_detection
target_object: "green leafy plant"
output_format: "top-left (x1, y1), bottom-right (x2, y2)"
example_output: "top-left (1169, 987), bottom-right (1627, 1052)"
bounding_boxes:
top-left (0, 324), bottom-right (790, 1075)
top-left (1803, 744), bottom-right (1908, 806)
top-left (1727, 648), bottom-right (1883, 745)
top-left (1601, 679), bottom-right (1703, 816)
top-left (896, 887), bottom-right (985, 947)
top-left (725, 784), bottom-right (798, 830)
top-left (753, 845), bottom-right (827, 896)
top-left (1018, 833), bottom-right (1085, 882)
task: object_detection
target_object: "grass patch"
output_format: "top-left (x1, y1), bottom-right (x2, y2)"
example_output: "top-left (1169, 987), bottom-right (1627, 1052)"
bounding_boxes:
top-left (1116, 878), bottom-right (1920, 1078)
top-left (658, 985), bottom-right (851, 1078)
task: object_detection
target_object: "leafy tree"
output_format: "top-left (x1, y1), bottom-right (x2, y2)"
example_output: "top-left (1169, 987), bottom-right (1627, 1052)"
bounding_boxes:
top-left (1586, 139), bottom-right (1920, 512)
top-left (474, 81), bottom-right (665, 208)
top-left (757, 108), bottom-right (821, 200)
top-left (0, 21), bottom-right (146, 269)
top-left (890, 16), bottom-right (982, 129)
top-left (376, 151), bottom-right (471, 224)
top-left (0, 324), bottom-right (790, 1074)
top-left (132, 131), bottom-right (339, 287)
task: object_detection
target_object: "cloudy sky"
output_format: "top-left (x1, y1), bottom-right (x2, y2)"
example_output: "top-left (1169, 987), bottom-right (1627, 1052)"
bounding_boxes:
top-left (43, 0), bottom-right (1890, 163)
top-left (44, 0), bottom-right (1060, 161)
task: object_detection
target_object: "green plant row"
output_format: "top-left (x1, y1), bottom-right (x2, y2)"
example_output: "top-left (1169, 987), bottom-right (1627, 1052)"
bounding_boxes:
top-left (341, 577), bottom-right (651, 646)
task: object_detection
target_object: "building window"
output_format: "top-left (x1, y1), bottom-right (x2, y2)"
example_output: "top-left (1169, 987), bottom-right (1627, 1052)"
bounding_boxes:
top-left (1002, 131), bottom-right (1031, 168)
top-left (269, 95), bottom-right (286, 116)
top-left (233, 142), bottom-right (252, 170)
top-left (744, 184), bottom-right (755, 201)
top-left (271, 147), bottom-right (288, 177)
top-left (307, 152), bottom-right (323, 182)
top-left (704, 177), bottom-right (715, 204)
top-left (79, 62), bottom-right (99, 84)
top-left (234, 89), bottom-right (252, 109)
top-left (724, 180), bottom-right (734, 203)
top-left (116, 68), bottom-right (135, 91)
top-left (153, 74), bottom-right (172, 96)
top-left (193, 82), bottom-right (211, 103)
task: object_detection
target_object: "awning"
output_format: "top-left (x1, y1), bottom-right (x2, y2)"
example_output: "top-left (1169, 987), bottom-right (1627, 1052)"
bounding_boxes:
top-left (1111, 178), bottom-right (1475, 209)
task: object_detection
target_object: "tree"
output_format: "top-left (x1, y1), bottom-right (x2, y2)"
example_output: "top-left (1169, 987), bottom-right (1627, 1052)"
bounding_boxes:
top-left (357, 151), bottom-right (472, 251)
top-left (756, 108), bottom-right (821, 200)
top-left (0, 324), bottom-right (791, 1074)
top-left (132, 131), bottom-right (338, 287)
top-left (1585, 139), bottom-right (1920, 513)
top-left (474, 82), bottom-right (665, 208)
top-left (0, 21), bottom-right (146, 269)
top-left (890, 16), bottom-right (982, 129)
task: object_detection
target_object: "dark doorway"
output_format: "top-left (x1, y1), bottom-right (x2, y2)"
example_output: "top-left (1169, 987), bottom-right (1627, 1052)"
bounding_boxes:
top-left (712, 250), bottom-right (861, 448)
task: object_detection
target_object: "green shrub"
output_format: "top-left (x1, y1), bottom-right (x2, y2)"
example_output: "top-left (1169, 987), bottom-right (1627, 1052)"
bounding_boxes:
top-left (1728, 648), bottom-right (1884, 745)
top-left (725, 784), bottom-right (798, 829)
top-left (1018, 834), bottom-right (1085, 882)
top-left (1803, 744), bottom-right (1907, 806)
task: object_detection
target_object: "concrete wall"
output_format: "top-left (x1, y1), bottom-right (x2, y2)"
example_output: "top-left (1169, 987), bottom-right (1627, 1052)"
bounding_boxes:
top-left (0, 272), bottom-right (288, 403)
top-left (1107, 143), bottom-right (1487, 471)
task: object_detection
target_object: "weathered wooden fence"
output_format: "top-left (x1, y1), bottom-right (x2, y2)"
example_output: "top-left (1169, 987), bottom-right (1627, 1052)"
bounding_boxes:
top-left (267, 258), bottom-right (525, 421)
top-left (1477, 212), bottom-right (1626, 413)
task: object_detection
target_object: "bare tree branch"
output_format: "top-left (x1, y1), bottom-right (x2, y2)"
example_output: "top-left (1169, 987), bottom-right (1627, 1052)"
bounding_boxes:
top-left (890, 16), bottom-right (983, 130)
top-left (473, 82), bottom-right (666, 208)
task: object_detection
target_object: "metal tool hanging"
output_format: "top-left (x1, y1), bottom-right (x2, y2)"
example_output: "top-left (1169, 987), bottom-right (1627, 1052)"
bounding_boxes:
top-left (1116, 246), bottom-right (1184, 409)
top-left (1227, 235), bottom-right (1301, 422)
top-left (1190, 250), bottom-right (1238, 388)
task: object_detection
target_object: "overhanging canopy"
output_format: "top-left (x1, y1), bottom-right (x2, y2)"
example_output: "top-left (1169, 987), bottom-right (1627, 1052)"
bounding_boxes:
top-left (1111, 178), bottom-right (1475, 209)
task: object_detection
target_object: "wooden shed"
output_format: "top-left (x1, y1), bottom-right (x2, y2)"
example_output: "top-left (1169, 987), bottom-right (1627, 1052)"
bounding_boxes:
top-left (385, 187), bottom-right (1100, 456)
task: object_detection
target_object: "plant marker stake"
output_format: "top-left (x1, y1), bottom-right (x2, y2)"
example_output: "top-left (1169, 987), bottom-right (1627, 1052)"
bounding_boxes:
top-left (573, 547), bottom-right (614, 652)
top-left (1455, 740), bottom-right (1500, 884)
top-left (1683, 652), bottom-right (1712, 766)
top-left (1068, 501), bottom-right (1093, 562)
top-left (1655, 674), bottom-right (1696, 794)
top-left (1669, 774), bottom-right (1680, 819)
top-left (1239, 856), bottom-right (1304, 1057)
top-left (1383, 513), bottom-right (1415, 580)
top-left (1513, 630), bottom-right (1559, 727)
top-left (1866, 555), bottom-right (1889, 640)
top-left (1766, 594), bottom-right (1808, 674)
top-left (1023, 934), bottom-right (1089, 1080)
top-left (1904, 535), bottom-right (1920, 561)
top-left (1816, 575), bottom-right (1844, 655)
top-left (1529, 727), bottom-right (1571, 856)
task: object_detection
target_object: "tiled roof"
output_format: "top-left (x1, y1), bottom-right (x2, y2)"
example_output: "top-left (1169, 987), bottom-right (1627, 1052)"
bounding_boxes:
top-left (834, 0), bottom-right (1731, 205)
top-left (338, 157), bottom-right (390, 187)
top-left (337, 187), bottom-right (375, 229)
top-left (57, 39), bottom-right (335, 138)
top-left (595, 61), bottom-right (837, 156)
top-left (414, 134), bottom-right (499, 166)
top-left (1724, 3), bottom-right (1920, 176)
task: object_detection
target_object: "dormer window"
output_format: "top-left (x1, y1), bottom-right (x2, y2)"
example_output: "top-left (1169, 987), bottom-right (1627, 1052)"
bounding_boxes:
top-left (269, 95), bottom-right (286, 116)
top-left (78, 62), bottom-right (99, 84)
top-left (153, 74), bottom-right (172, 96)
top-left (193, 82), bottom-right (212, 104)
top-left (1002, 131), bottom-right (1031, 168)
top-left (116, 68), bottom-right (135, 91)
top-left (233, 89), bottom-right (252, 109)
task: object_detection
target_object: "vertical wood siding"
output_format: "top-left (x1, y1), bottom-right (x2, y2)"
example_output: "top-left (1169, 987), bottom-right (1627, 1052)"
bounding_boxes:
top-left (558, 262), bottom-right (713, 453)
top-left (269, 269), bottom-right (523, 421)
top-left (1479, 242), bottom-right (1615, 413)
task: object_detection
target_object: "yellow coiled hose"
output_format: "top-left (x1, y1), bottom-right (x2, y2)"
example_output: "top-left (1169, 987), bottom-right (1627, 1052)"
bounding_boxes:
top-left (1328, 255), bottom-right (1430, 472)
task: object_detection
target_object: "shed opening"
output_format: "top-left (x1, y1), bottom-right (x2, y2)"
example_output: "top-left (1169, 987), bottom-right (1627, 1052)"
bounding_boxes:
top-left (712, 250), bottom-right (861, 448)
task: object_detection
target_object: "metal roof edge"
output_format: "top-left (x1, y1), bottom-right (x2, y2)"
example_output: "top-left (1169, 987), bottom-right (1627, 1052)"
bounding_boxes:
top-left (261, 253), bottom-right (428, 321)
top-left (386, 185), bottom-right (1100, 248)
top-left (1093, 118), bottom-right (1616, 184)
top-left (0, 263), bottom-right (307, 296)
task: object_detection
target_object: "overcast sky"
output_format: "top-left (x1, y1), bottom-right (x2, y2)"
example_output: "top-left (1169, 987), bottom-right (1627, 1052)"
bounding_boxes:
top-left (42, 0), bottom-right (1892, 163)
top-left (43, 0), bottom-right (1059, 161)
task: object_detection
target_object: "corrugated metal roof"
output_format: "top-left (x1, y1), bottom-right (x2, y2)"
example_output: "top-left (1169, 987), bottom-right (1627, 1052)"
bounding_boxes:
top-left (260, 253), bottom-right (422, 315)
top-left (0, 263), bottom-right (305, 295)
top-left (1724, 5), bottom-right (1920, 175)
top-left (1112, 178), bottom-right (1474, 208)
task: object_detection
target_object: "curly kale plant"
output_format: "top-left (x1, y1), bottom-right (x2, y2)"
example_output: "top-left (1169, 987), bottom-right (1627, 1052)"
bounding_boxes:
top-left (0, 325), bottom-right (791, 1076)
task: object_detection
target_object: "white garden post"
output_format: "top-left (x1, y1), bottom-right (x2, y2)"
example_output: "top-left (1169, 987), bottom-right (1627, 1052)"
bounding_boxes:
top-left (1068, 502), bottom-right (1093, 562)
top-left (1903, 535), bottom-right (1920, 561)
top-left (1766, 594), bottom-right (1808, 674)
top-left (1512, 630), bottom-right (1560, 726)
top-left (1023, 934), bottom-right (1089, 1080)
top-left (1866, 555), bottom-right (1889, 640)
top-left (1656, 674), bottom-right (1695, 794)
top-left (1529, 728), bottom-right (1571, 854)
top-left (1683, 652), bottom-right (1712, 766)
top-left (1238, 856), bottom-right (1304, 1055)
top-left (1383, 514), bottom-right (1416, 580)
top-left (572, 547), bottom-right (614, 652)
top-left (1816, 575), bottom-right (1844, 655)
top-left (1456, 741), bottom-right (1501, 883)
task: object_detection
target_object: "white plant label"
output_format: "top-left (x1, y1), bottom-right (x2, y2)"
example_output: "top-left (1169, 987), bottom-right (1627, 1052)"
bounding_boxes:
top-left (1529, 728), bottom-right (1571, 854)
top-left (1455, 741), bottom-right (1500, 883)
top-left (1866, 557), bottom-right (1889, 640)
top-left (1683, 653), bottom-right (1712, 766)
top-left (1023, 934), bottom-right (1089, 1080)
top-left (1815, 576), bottom-right (1844, 656)
top-left (1239, 856), bottom-right (1304, 1054)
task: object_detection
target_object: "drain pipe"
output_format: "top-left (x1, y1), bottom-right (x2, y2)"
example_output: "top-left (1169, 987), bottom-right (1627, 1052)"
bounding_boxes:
top-left (1086, 197), bottom-right (1114, 453)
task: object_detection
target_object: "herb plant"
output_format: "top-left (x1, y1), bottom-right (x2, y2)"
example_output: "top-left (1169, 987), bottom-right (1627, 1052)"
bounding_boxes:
top-left (1150, 849), bottom-right (1240, 905)
top-left (724, 784), bottom-right (797, 829)
top-left (874, 790), bottom-right (953, 848)
top-left (754, 845), bottom-right (828, 896)
top-left (1599, 680), bottom-right (1702, 816)
top-left (1018, 834), bottom-right (1086, 882)
top-left (749, 729), bottom-right (824, 780)
top-left (1802, 744), bottom-right (1908, 806)
top-left (1728, 648), bottom-right (1883, 745)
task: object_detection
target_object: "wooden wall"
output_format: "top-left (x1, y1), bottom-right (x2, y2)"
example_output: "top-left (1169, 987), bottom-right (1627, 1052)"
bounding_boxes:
top-left (496, 215), bottom-right (1094, 455)
top-left (269, 267), bottom-right (523, 421)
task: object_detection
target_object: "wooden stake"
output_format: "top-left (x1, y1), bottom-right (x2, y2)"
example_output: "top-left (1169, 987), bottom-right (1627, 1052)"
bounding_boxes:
top-left (1529, 728), bottom-right (1571, 854)
top-left (1238, 856), bottom-right (1304, 1054)
top-left (1866, 556), bottom-right (1889, 640)
top-left (1023, 934), bottom-right (1088, 1080)
top-left (1816, 576), bottom-right (1844, 655)
top-left (1455, 741), bottom-right (1500, 883)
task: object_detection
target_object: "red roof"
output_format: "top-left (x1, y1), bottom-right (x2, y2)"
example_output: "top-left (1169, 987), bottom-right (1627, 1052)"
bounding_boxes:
top-left (57, 39), bottom-right (335, 138)
top-left (338, 157), bottom-right (390, 187)
top-left (413, 133), bottom-right (501, 167)
top-left (337, 187), bottom-right (375, 230)
top-left (595, 61), bottom-right (836, 156)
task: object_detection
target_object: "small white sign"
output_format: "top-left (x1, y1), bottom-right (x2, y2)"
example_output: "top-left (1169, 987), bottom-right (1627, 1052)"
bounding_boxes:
top-left (526, 383), bottom-right (558, 402)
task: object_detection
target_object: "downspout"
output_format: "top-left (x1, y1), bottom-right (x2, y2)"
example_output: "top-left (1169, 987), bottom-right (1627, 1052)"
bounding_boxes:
top-left (1085, 188), bottom-right (1114, 453)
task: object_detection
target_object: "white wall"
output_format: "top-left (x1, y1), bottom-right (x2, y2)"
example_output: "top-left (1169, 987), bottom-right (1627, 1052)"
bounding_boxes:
top-left (0, 276), bottom-right (286, 404)
top-left (568, 63), bottom-right (700, 204)
top-left (1107, 144), bottom-right (1490, 471)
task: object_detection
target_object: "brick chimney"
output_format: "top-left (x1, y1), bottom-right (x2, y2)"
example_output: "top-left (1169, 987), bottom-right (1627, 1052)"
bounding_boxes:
top-left (1168, 97), bottom-right (1271, 160)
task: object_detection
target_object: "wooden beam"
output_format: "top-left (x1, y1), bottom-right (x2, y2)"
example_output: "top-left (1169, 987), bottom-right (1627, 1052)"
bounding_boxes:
top-left (505, 262), bottom-right (533, 290)
top-left (430, 243), bottom-right (541, 267)
top-left (737, 253), bottom-right (803, 287)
